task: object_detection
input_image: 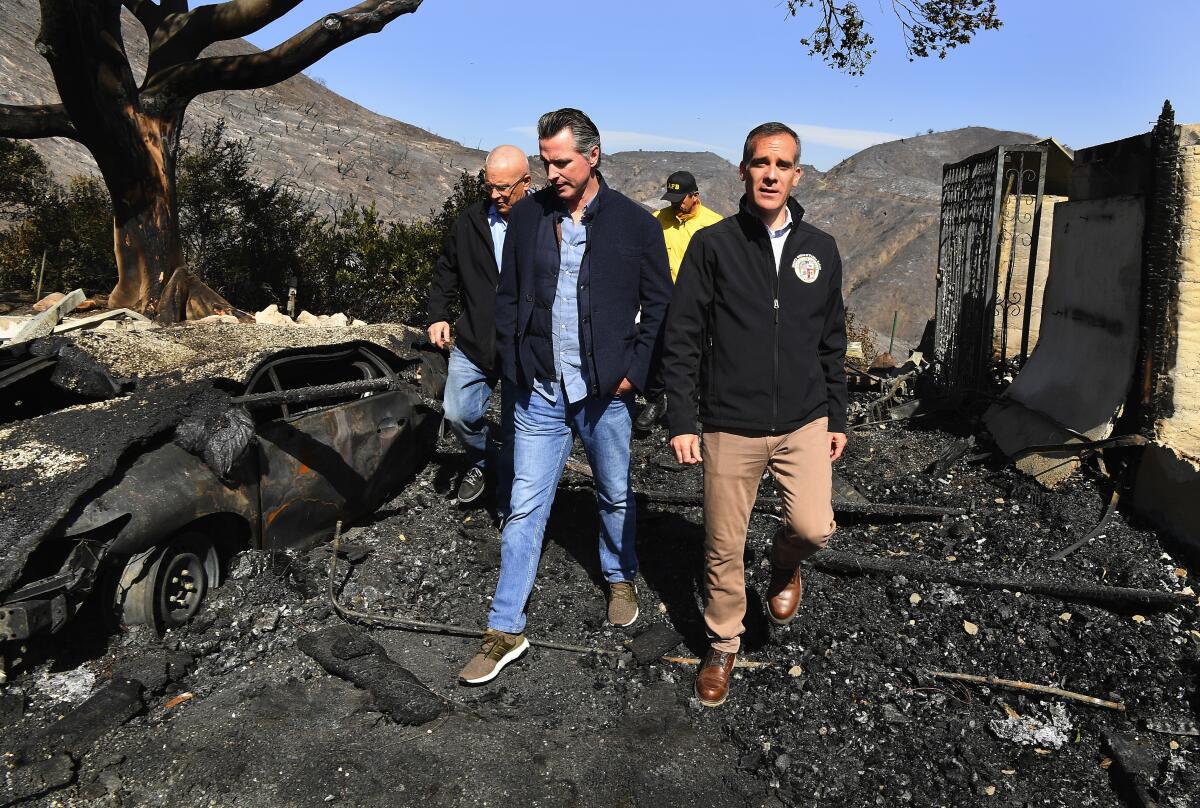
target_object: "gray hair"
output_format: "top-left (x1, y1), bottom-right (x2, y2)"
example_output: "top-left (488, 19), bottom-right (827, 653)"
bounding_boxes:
top-left (741, 122), bottom-right (801, 166)
top-left (537, 108), bottom-right (602, 168)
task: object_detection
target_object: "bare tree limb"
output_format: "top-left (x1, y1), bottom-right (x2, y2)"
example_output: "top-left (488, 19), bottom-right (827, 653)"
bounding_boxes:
top-left (197, 0), bottom-right (306, 43)
top-left (144, 0), bottom-right (304, 75)
top-left (120, 0), bottom-right (164, 33)
top-left (0, 103), bottom-right (79, 140)
top-left (147, 0), bottom-right (421, 98)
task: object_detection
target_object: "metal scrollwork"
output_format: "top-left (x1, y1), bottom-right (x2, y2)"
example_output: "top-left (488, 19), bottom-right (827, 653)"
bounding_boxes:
top-left (934, 144), bottom-right (1049, 393)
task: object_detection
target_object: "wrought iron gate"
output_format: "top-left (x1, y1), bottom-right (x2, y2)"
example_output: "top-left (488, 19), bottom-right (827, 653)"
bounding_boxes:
top-left (932, 144), bottom-right (1049, 394)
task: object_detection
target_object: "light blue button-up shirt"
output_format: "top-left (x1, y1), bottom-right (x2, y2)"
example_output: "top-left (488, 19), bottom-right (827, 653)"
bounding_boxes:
top-left (534, 198), bottom-right (596, 404)
top-left (487, 203), bottom-right (507, 271)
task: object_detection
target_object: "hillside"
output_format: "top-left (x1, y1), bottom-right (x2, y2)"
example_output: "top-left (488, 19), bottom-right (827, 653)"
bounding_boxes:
top-left (610, 128), bottom-right (1038, 346)
top-left (2, 1), bottom-right (1038, 344)
top-left (0, 0), bottom-right (487, 220)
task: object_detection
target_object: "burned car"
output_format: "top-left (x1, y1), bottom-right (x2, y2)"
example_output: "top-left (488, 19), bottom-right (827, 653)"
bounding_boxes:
top-left (0, 322), bottom-right (443, 659)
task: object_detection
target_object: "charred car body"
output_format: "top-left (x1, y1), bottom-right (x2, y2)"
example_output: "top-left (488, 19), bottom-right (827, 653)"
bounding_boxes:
top-left (0, 323), bottom-right (444, 664)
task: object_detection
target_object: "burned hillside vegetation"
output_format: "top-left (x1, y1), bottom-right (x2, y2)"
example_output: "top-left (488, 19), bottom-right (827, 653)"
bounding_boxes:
top-left (0, 314), bottom-right (1196, 806)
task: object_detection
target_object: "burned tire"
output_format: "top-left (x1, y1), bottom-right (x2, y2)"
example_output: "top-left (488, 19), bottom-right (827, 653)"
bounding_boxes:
top-left (115, 531), bottom-right (219, 633)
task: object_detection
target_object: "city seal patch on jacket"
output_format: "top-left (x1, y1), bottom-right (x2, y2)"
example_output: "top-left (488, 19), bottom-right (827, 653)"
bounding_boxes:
top-left (793, 253), bottom-right (821, 283)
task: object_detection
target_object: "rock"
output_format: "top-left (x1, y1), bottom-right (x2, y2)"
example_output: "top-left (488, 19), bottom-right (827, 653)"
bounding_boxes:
top-left (75, 299), bottom-right (98, 312)
top-left (254, 304), bottom-right (296, 327)
top-left (297, 625), bottom-right (444, 725)
top-left (228, 551), bottom-right (260, 580)
top-left (881, 704), bottom-right (911, 724)
top-left (196, 313), bottom-right (240, 324)
top-left (774, 753), bottom-right (792, 771)
top-left (630, 623), bottom-right (684, 665)
top-left (31, 292), bottom-right (66, 312)
top-left (296, 310), bottom-right (321, 327)
top-left (327, 312), bottom-right (349, 327)
top-left (254, 608), bottom-right (281, 633)
top-left (351, 318), bottom-right (368, 327)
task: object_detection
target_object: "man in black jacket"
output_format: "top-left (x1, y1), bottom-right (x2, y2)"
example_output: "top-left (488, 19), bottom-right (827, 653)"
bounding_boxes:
top-left (662, 122), bottom-right (848, 707)
top-left (458, 109), bottom-right (673, 685)
top-left (427, 145), bottom-right (531, 512)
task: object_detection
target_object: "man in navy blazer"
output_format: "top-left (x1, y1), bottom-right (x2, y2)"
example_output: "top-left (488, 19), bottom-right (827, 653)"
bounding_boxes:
top-left (459, 108), bottom-right (673, 684)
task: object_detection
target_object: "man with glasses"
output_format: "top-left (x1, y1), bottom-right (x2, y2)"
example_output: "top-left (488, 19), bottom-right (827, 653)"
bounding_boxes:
top-left (428, 145), bottom-right (531, 515)
top-left (458, 109), bottom-right (672, 684)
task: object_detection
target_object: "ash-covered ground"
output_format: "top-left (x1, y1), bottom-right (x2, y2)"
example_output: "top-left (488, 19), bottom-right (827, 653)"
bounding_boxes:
top-left (3, 396), bottom-right (1198, 807)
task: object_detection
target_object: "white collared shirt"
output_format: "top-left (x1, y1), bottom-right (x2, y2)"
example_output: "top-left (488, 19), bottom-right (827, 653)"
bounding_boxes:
top-left (764, 206), bottom-right (794, 273)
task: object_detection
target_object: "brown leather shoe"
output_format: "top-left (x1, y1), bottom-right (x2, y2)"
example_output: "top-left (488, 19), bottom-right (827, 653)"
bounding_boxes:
top-left (766, 566), bottom-right (803, 625)
top-left (694, 647), bottom-right (737, 707)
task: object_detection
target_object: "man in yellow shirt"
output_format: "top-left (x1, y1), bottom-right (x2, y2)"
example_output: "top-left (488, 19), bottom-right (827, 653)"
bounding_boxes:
top-left (636, 171), bottom-right (723, 432)
top-left (654, 170), bottom-right (724, 281)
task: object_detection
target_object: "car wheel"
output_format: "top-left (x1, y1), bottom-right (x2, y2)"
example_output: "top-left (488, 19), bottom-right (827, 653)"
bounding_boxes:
top-left (115, 531), bottom-right (219, 632)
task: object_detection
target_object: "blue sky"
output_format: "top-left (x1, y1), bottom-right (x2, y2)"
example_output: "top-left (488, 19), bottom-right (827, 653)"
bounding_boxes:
top-left (248, 1), bottom-right (1197, 171)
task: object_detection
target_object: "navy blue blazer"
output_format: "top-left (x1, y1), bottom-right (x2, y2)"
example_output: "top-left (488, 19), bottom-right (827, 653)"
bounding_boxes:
top-left (495, 177), bottom-right (673, 398)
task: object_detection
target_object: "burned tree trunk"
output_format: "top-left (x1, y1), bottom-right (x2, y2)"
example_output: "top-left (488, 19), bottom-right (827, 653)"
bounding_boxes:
top-left (103, 111), bottom-right (187, 313)
top-left (0, 0), bottom-right (424, 319)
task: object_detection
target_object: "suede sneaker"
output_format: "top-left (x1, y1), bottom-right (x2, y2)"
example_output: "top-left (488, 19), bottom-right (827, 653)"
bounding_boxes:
top-left (456, 466), bottom-right (486, 503)
top-left (459, 628), bottom-right (529, 685)
top-left (607, 581), bottom-right (639, 627)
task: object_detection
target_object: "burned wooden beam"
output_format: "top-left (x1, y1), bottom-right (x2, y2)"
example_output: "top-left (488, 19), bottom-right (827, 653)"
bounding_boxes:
top-left (631, 489), bottom-right (967, 519)
top-left (565, 463), bottom-right (966, 519)
top-left (297, 624), bottom-right (445, 726)
top-left (807, 550), bottom-right (1195, 609)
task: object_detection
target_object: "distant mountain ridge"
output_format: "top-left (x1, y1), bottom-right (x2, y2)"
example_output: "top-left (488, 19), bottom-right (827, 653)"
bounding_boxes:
top-left (2, 0), bottom-right (1038, 344)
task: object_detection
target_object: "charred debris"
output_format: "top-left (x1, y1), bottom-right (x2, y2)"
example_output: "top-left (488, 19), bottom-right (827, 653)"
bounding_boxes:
top-left (0, 300), bottom-right (1193, 806)
top-left (1, 108), bottom-right (1200, 806)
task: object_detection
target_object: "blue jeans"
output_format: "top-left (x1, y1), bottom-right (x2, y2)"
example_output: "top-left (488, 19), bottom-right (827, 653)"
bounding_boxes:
top-left (487, 386), bottom-right (637, 634)
top-left (443, 346), bottom-right (514, 518)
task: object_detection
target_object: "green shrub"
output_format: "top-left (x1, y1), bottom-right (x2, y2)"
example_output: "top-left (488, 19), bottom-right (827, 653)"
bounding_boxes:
top-left (0, 125), bottom-right (488, 323)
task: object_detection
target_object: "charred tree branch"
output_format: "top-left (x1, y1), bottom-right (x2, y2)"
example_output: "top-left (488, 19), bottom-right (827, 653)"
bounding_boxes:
top-left (808, 550), bottom-right (1196, 610)
top-left (0, 103), bottom-right (79, 140)
top-left (194, 0), bottom-right (306, 44)
top-left (120, 0), bottom-right (164, 34)
top-left (147, 0), bottom-right (422, 98)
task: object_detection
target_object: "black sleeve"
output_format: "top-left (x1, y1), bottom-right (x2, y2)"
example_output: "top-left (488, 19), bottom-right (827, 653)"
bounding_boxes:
top-left (662, 229), bottom-right (714, 438)
top-left (494, 209), bottom-right (520, 384)
top-left (627, 216), bottom-right (674, 392)
top-left (426, 215), bottom-right (462, 326)
top-left (820, 246), bottom-right (848, 432)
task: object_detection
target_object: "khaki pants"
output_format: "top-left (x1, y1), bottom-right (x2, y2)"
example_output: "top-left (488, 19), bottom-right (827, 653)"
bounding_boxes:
top-left (701, 417), bottom-right (835, 653)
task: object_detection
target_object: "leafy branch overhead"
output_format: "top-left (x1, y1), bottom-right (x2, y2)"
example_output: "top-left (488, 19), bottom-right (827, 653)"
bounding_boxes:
top-left (786, 0), bottom-right (1002, 74)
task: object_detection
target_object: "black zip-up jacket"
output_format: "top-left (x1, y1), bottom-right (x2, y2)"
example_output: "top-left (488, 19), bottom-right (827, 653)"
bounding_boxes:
top-left (426, 198), bottom-right (503, 374)
top-left (663, 195), bottom-right (848, 436)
